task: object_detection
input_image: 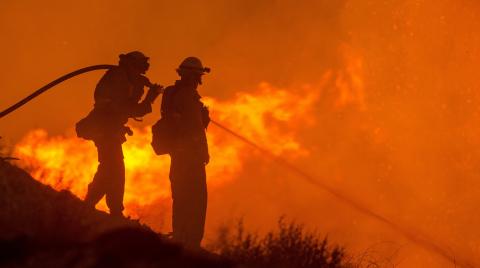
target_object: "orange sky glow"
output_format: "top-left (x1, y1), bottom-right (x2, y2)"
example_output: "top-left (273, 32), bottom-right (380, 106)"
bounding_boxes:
top-left (2, 1), bottom-right (480, 267)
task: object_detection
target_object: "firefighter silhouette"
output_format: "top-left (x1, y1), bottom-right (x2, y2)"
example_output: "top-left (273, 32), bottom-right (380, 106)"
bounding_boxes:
top-left (158, 57), bottom-right (210, 248)
top-left (77, 51), bottom-right (162, 216)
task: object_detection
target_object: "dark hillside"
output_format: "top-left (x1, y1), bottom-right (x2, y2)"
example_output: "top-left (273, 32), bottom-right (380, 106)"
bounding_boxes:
top-left (0, 160), bottom-right (353, 268)
top-left (0, 161), bottom-right (232, 268)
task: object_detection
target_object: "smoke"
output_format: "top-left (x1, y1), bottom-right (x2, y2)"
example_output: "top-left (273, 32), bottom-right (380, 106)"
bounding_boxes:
top-left (2, 0), bottom-right (480, 267)
top-left (0, 0), bottom-right (346, 137)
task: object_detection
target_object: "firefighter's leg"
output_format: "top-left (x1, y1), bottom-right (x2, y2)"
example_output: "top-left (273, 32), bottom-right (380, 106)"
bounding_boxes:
top-left (171, 185), bottom-right (187, 243)
top-left (170, 154), bottom-right (193, 244)
top-left (84, 144), bottom-right (109, 207)
top-left (104, 143), bottom-right (125, 216)
top-left (185, 159), bottom-right (207, 248)
top-left (84, 164), bottom-right (107, 207)
top-left (170, 154), bottom-right (208, 248)
top-left (192, 162), bottom-right (208, 247)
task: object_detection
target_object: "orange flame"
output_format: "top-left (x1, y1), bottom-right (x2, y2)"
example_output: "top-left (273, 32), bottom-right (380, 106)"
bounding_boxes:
top-left (14, 47), bottom-right (365, 232)
top-left (14, 84), bottom-right (335, 217)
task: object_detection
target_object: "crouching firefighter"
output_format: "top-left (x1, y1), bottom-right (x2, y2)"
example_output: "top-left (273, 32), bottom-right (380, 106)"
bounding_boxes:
top-left (151, 57), bottom-right (210, 248)
top-left (76, 51), bottom-right (162, 217)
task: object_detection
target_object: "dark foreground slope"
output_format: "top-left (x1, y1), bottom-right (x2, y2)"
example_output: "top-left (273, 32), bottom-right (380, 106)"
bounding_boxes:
top-left (0, 161), bottom-right (232, 268)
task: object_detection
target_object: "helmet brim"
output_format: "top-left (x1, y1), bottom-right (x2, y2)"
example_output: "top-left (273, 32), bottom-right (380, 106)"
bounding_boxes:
top-left (177, 66), bottom-right (210, 75)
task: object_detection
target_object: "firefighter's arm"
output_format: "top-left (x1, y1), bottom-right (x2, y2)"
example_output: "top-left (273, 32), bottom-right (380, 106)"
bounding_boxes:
top-left (129, 102), bottom-right (152, 118)
top-left (201, 136), bottom-right (209, 165)
top-left (143, 83), bottom-right (164, 104)
top-left (200, 103), bottom-right (210, 163)
top-left (129, 83), bottom-right (164, 118)
top-left (201, 103), bottom-right (210, 129)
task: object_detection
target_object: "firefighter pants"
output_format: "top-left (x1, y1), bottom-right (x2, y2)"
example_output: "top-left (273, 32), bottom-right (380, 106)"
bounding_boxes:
top-left (85, 141), bottom-right (125, 216)
top-left (170, 151), bottom-right (208, 248)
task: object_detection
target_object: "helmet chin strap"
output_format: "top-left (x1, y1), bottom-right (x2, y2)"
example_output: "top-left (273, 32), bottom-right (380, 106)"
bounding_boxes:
top-left (0, 65), bottom-right (115, 119)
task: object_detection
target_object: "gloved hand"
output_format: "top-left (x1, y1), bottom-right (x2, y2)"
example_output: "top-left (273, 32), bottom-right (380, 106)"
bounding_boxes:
top-left (201, 105), bottom-right (210, 129)
top-left (203, 152), bottom-right (210, 165)
top-left (144, 84), bottom-right (164, 104)
top-left (124, 126), bottom-right (133, 136)
top-left (201, 143), bottom-right (210, 165)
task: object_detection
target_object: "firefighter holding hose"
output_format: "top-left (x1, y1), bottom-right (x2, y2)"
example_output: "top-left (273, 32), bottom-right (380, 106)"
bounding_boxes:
top-left (77, 51), bottom-right (162, 217)
top-left (153, 57), bottom-right (210, 248)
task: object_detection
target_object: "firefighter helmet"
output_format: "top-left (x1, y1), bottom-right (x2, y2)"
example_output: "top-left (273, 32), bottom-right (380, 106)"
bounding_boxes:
top-left (120, 51), bottom-right (149, 61)
top-left (119, 51), bottom-right (150, 73)
top-left (177, 57), bottom-right (210, 74)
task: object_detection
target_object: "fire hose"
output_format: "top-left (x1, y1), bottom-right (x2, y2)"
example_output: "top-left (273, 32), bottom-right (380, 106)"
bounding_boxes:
top-left (0, 65), bottom-right (115, 119)
top-left (0, 65), bottom-right (473, 267)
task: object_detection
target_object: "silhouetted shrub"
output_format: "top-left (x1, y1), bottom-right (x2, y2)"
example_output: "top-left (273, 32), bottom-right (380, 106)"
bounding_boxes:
top-left (210, 217), bottom-right (347, 268)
